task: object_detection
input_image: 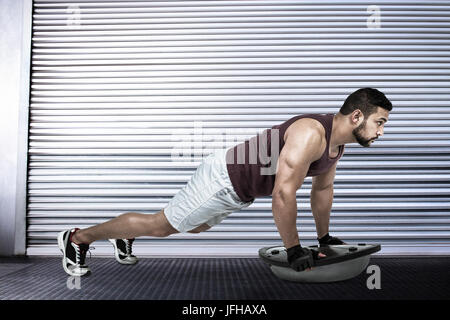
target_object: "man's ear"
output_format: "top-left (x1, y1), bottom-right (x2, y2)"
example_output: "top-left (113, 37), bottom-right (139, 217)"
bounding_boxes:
top-left (351, 109), bottom-right (364, 125)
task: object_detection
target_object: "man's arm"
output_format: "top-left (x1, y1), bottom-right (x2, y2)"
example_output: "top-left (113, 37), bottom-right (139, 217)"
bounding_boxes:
top-left (310, 161), bottom-right (337, 239)
top-left (271, 119), bottom-right (326, 249)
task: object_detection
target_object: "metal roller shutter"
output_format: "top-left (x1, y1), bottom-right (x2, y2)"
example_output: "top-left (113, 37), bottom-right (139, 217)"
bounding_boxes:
top-left (27, 0), bottom-right (450, 256)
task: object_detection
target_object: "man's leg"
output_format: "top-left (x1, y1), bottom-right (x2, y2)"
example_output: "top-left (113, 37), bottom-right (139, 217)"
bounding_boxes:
top-left (311, 210), bottom-right (330, 240)
top-left (72, 209), bottom-right (179, 245)
top-left (187, 223), bottom-right (211, 233)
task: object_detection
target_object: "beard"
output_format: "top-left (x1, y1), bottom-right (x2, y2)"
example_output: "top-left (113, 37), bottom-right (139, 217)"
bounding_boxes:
top-left (352, 120), bottom-right (375, 147)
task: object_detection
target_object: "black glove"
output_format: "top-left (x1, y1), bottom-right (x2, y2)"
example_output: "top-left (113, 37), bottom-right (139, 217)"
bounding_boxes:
top-left (318, 233), bottom-right (346, 246)
top-left (286, 245), bottom-right (318, 272)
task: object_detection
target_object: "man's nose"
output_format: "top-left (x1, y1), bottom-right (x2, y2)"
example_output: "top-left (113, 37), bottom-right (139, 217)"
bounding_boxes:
top-left (377, 127), bottom-right (384, 136)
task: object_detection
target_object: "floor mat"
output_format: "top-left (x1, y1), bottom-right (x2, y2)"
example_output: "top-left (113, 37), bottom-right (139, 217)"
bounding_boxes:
top-left (0, 263), bottom-right (33, 278)
top-left (0, 257), bottom-right (448, 300)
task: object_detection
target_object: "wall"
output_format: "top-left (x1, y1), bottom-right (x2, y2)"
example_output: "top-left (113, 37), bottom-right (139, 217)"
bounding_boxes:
top-left (0, 0), bottom-right (32, 256)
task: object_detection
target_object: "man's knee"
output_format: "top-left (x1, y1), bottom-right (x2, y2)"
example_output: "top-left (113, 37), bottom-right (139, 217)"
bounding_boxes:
top-left (187, 223), bottom-right (211, 234)
top-left (122, 211), bottom-right (178, 237)
top-left (153, 224), bottom-right (177, 237)
top-left (151, 210), bottom-right (179, 237)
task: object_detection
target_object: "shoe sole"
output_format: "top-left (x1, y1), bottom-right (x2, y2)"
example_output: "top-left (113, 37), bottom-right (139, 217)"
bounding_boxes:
top-left (108, 239), bottom-right (138, 265)
top-left (57, 230), bottom-right (90, 277)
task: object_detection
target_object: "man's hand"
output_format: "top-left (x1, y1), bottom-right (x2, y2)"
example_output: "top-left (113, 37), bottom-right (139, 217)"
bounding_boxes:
top-left (286, 245), bottom-right (326, 272)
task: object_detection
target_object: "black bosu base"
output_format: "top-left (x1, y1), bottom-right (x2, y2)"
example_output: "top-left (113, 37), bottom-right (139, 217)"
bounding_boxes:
top-left (259, 244), bottom-right (381, 283)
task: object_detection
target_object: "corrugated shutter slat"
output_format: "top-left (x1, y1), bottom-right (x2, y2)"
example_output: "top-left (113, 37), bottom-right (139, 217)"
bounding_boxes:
top-left (27, 0), bottom-right (450, 256)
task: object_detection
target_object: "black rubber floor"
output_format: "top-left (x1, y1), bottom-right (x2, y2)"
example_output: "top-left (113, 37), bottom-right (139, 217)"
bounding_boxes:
top-left (0, 256), bottom-right (449, 300)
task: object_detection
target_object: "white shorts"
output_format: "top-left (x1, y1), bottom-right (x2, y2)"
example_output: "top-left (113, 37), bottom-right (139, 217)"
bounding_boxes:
top-left (164, 148), bottom-right (254, 233)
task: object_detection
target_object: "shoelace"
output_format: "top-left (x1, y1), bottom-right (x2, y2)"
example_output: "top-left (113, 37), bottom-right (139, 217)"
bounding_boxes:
top-left (75, 244), bottom-right (95, 265)
top-left (126, 239), bottom-right (134, 255)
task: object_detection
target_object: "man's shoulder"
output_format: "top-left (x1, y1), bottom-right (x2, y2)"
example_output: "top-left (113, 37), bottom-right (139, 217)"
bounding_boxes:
top-left (282, 118), bottom-right (327, 163)
top-left (284, 117), bottom-right (326, 143)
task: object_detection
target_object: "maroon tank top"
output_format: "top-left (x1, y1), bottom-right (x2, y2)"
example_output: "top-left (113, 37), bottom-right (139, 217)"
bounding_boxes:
top-left (225, 114), bottom-right (345, 202)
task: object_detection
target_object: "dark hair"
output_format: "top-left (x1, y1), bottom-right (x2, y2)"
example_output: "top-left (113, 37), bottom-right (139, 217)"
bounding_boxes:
top-left (339, 88), bottom-right (392, 117)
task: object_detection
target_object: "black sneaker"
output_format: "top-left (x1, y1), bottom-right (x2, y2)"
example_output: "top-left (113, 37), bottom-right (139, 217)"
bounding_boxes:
top-left (109, 238), bottom-right (138, 265)
top-left (57, 228), bottom-right (91, 276)
top-left (318, 233), bottom-right (347, 247)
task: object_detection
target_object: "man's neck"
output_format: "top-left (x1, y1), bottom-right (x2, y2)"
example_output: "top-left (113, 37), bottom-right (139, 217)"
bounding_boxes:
top-left (330, 113), bottom-right (356, 149)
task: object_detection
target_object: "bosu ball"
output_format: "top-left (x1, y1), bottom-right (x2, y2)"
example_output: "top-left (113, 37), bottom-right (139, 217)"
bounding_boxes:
top-left (259, 243), bottom-right (381, 283)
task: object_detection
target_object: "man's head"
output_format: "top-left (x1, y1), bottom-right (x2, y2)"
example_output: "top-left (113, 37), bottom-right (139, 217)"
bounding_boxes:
top-left (339, 88), bottom-right (393, 147)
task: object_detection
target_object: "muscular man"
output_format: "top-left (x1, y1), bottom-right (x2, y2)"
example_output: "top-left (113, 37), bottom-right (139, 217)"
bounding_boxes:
top-left (58, 87), bottom-right (392, 276)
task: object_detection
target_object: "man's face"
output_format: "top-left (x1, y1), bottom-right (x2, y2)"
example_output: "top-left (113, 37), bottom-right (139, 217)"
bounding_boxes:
top-left (352, 107), bottom-right (389, 147)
